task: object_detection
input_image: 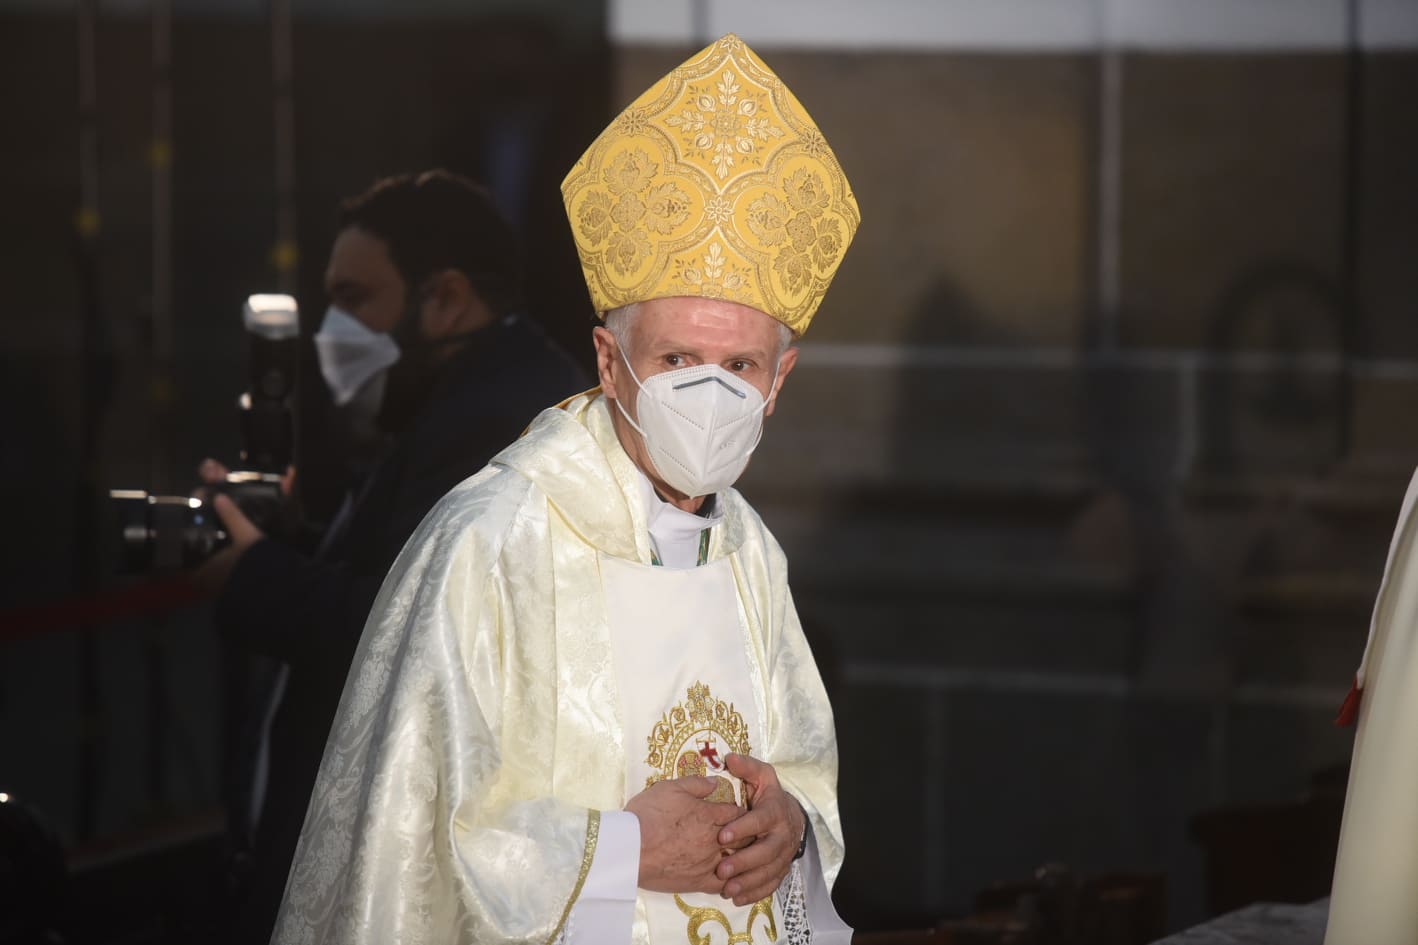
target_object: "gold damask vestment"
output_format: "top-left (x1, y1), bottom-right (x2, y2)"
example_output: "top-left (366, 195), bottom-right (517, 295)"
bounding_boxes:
top-left (562, 33), bottom-right (859, 335)
top-left (270, 391), bottom-right (845, 945)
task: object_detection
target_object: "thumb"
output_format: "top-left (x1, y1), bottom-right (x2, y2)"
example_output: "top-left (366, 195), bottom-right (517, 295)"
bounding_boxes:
top-left (724, 753), bottom-right (765, 783)
top-left (212, 493), bottom-right (263, 548)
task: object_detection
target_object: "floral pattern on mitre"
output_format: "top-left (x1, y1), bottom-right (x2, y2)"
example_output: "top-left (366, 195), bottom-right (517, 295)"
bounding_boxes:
top-left (665, 69), bottom-right (785, 181)
top-left (560, 32), bottom-right (859, 335)
top-left (734, 156), bottom-right (857, 334)
top-left (673, 241), bottom-right (755, 304)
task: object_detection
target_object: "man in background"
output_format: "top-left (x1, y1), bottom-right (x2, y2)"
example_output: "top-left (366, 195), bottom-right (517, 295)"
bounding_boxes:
top-left (198, 170), bottom-right (587, 943)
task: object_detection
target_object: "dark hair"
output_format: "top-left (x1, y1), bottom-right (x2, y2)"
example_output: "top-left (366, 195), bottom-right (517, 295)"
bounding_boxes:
top-left (337, 170), bottom-right (524, 317)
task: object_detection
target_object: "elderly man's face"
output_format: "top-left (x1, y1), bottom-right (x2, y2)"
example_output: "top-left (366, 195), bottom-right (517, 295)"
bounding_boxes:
top-left (593, 296), bottom-right (800, 504)
top-left (595, 296), bottom-right (797, 415)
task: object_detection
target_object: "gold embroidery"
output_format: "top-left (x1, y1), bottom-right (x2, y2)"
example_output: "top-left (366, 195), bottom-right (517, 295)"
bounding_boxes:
top-left (673, 893), bottom-right (779, 944)
top-left (675, 242), bottom-right (752, 302)
top-left (646, 682), bottom-right (751, 791)
top-left (615, 107), bottom-right (649, 137)
top-left (665, 69), bottom-right (785, 181)
top-left (750, 169), bottom-right (843, 294)
top-left (577, 148), bottom-right (693, 279)
top-left (559, 33), bottom-right (860, 336)
top-left (545, 809), bottom-right (601, 945)
top-left (577, 190), bottom-right (614, 245)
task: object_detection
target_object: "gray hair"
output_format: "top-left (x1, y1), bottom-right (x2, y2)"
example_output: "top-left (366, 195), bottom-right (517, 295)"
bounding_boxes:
top-left (603, 301), bottom-right (793, 355)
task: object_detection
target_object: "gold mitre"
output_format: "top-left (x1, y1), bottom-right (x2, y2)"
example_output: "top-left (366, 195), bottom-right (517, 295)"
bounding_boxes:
top-left (561, 33), bottom-right (859, 336)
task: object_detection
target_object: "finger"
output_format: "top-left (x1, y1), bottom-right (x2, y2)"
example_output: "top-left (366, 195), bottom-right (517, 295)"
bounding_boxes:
top-left (716, 833), bottom-right (782, 881)
top-left (281, 465), bottom-right (298, 497)
top-left (727, 870), bottom-right (786, 907)
top-left (724, 753), bottom-right (769, 784)
top-left (198, 458), bottom-right (229, 484)
top-left (718, 804), bottom-right (778, 846)
top-left (683, 851), bottom-right (732, 896)
top-left (212, 493), bottom-right (263, 547)
top-left (690, 801), bottom-right (746, 838)
top-left (722, 853), bottom-right (794, 905)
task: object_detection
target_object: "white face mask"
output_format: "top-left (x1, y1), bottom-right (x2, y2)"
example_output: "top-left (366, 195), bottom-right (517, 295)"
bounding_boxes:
top-left (613, 347), bottom-right (778, 498)
top-left (313, 305), bottom-right (401, 407)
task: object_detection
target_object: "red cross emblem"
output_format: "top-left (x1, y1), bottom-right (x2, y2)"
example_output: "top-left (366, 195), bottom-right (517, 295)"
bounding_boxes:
top-left (698, 736), bottom-right (724, 771)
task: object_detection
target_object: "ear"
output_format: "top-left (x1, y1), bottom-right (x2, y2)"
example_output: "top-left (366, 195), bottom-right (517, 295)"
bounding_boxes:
top-left (421, 269), bottom-right (481, 338)
top-left (592, 325), bottom-right (621, 401)
top-left (764, 346), bottom-right (798, 418)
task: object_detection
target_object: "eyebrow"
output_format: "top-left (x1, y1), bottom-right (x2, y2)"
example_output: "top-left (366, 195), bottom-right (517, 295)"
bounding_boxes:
top-left (650, 343), bottom-right (773, 362)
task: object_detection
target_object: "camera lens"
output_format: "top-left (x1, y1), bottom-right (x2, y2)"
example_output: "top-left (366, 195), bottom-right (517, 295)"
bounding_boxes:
top-left (108, 491), bottom-right (227, 573)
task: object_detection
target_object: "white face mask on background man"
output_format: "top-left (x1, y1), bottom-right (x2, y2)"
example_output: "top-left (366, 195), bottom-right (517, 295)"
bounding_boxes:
top-left (613, 348), bottom-right (778, 498)
top-left (313, 305), bottom-right (402, 407)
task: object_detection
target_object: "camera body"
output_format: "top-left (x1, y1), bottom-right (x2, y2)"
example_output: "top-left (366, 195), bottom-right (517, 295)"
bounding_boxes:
top-left (112, 294), bottom-right (300, 572)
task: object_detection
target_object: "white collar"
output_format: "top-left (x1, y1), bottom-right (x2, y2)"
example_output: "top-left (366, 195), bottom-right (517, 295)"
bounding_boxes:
top-left (634, 465), bottom-right (723, 569)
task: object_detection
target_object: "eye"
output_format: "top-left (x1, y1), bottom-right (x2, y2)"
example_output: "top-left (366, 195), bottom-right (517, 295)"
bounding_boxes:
top-left (664, 354), bottom-right (684, 367)
top-left (728, 360), bottom-right (752, 373)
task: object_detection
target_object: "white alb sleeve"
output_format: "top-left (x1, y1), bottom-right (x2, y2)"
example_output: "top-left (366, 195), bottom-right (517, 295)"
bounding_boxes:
top-left (559, 809), bottom-right (640, 945)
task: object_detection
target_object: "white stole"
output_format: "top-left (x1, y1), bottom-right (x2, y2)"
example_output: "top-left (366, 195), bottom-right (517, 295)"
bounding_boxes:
top-left (603, 552), bottom-right (779, 944)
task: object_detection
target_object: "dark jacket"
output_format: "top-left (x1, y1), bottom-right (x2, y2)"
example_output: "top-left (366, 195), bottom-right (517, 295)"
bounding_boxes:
top-left (215, 314), bottom-right (586, 943)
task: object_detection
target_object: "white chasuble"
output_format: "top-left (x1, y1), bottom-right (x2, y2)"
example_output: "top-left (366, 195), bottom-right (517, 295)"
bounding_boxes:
top-left (1326, 467), bottom-right (1418, 944)
top-left (270, 391), bottom-right (848, 945)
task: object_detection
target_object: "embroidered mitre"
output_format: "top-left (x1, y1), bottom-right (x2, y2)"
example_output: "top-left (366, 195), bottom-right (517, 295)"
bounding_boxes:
top-left (561, 33), bottom-right (860, 336)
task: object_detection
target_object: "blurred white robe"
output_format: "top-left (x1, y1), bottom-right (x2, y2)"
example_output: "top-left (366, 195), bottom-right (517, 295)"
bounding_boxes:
top-left (1326, 467), bottom-right (1418, 943)
top-left (270, 390), bottom-right (846, 945)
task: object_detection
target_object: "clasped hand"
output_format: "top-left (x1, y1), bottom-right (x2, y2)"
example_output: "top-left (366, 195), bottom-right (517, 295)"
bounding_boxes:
top-left (626, 753), bottom-right (805, 906)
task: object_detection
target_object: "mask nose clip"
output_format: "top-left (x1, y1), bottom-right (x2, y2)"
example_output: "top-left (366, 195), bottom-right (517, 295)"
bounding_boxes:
top-left (671, 375), bottom-right (748, 398)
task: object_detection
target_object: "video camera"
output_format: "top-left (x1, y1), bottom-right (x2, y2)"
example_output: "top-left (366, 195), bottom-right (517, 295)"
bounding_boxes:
top-left (111, 294), bottom-right (300, 572)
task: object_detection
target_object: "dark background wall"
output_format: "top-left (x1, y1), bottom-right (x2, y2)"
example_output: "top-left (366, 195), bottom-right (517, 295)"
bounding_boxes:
top-left (1, 1), bottom-right (1416, 940)
top-left (618, 22), bottom-right (1418, 936)
top-left (754, 47), bottom-right (1411, 935)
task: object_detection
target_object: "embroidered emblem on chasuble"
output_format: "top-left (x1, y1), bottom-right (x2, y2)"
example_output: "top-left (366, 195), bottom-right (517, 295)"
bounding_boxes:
top-left (645, 682), bottom-right (778, 943)
top-left (645, 682), bottom-right (751, 806)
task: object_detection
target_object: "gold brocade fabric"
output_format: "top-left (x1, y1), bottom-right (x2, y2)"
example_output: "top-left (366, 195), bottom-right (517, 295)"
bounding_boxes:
top-left (561, 33), bottom-right (860, 336)
top-left (270, 390), bottom-right (844, 945)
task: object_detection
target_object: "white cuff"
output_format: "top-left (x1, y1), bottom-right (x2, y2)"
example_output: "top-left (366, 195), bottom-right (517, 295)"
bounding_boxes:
top-left (562, 809), bottom-right (640, 945)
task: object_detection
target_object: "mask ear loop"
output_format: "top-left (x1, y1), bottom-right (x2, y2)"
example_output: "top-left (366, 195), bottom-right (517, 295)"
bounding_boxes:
top-left (740, 355), bottom-right (783, 458)
top-left (610, 338), bottom-right (653, 439)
